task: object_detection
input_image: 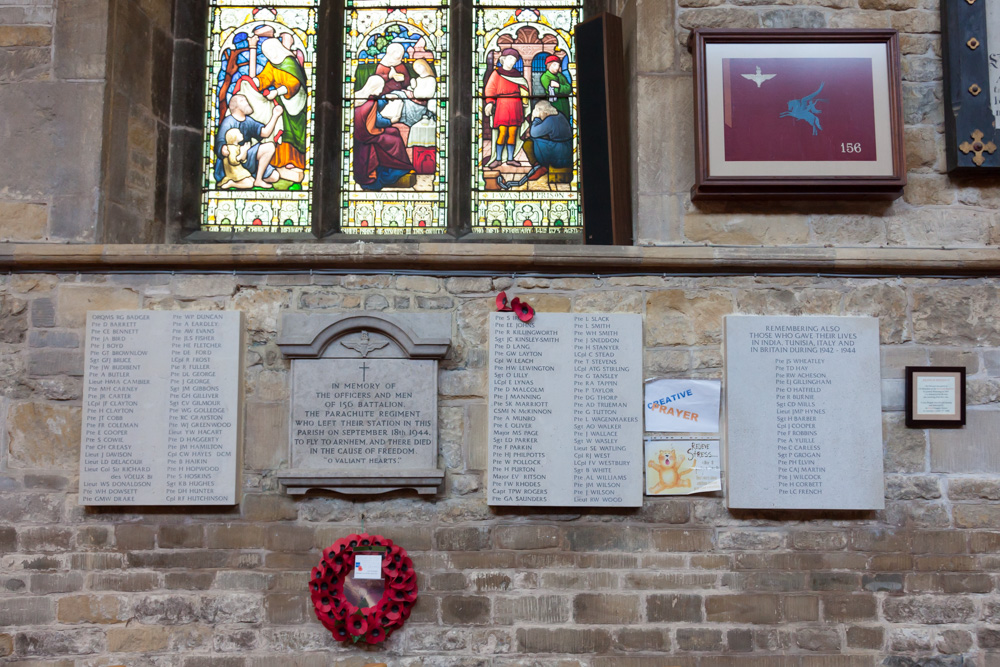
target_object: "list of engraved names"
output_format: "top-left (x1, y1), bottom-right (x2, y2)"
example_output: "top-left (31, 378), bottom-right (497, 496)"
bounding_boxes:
top-left (80, 312), bottom-right (242, 505)
top-left (725, 316), bottom-right (883, 510)
top-left (488, 313), bottom-right (643, 507)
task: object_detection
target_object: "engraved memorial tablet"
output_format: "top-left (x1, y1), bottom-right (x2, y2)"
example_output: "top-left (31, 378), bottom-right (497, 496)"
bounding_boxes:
top-left (276, 313), bottom-right (451, 496)
top-left (488, 313), bottom-right (644, 507)
top-left (724, 315), bottom-right (884, 510)
top-left (80, 311), bottom-right (244, 506)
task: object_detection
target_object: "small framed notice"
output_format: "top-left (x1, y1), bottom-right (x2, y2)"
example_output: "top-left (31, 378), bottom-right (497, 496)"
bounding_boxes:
top-left (905, 366), bottom-right (966, 429)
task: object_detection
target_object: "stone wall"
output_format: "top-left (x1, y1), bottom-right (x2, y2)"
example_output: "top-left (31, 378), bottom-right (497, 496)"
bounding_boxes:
top-left (628, 0), bottom-right (996, 248)
top-left (1, 271), bottom-right (1000, 665)
top-left (2, 0), bottom-right (994, 246)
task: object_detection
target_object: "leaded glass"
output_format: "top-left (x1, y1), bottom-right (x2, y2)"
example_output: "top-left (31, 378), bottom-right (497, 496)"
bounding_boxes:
top-left (472, 2), bottom-right (582, 233)
top-left (340, 1), bottom-right (450, 234)
top-left (201, 1), bottom-right (318, 233)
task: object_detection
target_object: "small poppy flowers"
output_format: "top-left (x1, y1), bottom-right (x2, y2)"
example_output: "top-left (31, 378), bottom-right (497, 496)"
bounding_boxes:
top-left (496, 291), bottom-right (535, 322)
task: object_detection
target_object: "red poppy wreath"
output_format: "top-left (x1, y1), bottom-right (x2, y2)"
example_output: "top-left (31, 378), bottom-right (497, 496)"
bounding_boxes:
top-left (310, 534), bottom-right (418, 645)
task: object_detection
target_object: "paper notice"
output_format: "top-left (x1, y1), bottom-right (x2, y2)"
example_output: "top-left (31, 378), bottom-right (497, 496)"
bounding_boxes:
top-left (645, 437), bottom-right (722, 496)
top-left (644, 379), bottom-right (721, 433)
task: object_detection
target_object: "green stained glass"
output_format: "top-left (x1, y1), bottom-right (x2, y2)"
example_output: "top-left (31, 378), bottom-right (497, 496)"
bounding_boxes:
top-left (201, 3), bottom-right (319, 233)
top-left (340, 3), bottom-right (450, 234)
top-left (471, 3), bottom-right (583, 234)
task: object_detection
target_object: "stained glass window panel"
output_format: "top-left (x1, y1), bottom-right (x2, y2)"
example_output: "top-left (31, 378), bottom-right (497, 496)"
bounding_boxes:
top-left (201, 1), bottom-right (319, 233)
top-left (340, 1), bottom-right (450, 234)
top-left (472, 2), bottom-right (582, 234)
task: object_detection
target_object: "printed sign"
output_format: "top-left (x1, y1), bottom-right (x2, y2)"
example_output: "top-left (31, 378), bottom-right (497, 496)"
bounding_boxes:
top-left (645, 437), bottom-right (721, 496)
top-left (644, 379), bottom-right (721, 433)
top-left (353, 554), bottom-right (383, 581)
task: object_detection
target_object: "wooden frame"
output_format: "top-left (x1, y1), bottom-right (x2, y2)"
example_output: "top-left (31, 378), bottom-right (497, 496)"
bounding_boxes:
top-left (577, 12), bottom-right (633, 246)
top-left (691, 29), bottom-right (906, 201)
top-left (941, 0), bottom-right (1000, 173)
top-left (905, 366), bottom-right (967, 429)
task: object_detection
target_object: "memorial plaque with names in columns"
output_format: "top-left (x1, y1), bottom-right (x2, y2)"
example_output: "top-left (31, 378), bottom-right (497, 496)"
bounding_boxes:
top-left (80, 311), bottom-right (244, 506)
top-left (724, 315), bottom-right (884, 510)
top-left (488, 313), bottom-right (644, 507)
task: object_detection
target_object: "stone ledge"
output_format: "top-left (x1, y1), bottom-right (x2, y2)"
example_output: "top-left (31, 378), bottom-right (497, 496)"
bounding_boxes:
top-left (0, 243), bottom-right (999, 276)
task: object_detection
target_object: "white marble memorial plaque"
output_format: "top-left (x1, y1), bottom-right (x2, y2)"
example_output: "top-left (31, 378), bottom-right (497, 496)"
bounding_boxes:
top-left (276, 313), bottom-right (450, 496)
top-left (724, 315), bottom-right (884, 510)
top-left (488, 313), bottom-right (643, 507)
top-left (290, 358), bottom-right (437, 471)
top-left (80, 311), bottom-right (243, 506)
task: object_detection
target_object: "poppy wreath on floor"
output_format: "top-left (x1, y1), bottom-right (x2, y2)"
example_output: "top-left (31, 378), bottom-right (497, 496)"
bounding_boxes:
top-left (310, 534), bottom-right (417, 645)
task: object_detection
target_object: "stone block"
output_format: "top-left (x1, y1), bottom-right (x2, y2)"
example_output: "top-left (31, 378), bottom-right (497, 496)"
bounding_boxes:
top-left (106, 625), bottom-right (169, 653)
top-left (115, 523), bottom-right (156, 550)
top-left (435, 526), bottom-right (491, 551)
top-left (0, 81), bottom-right (104, 204)
top-left (676, 628), bottom-right (723, 651)
top-left (158, 525), bottom-right (205, 549)
top-left (636, 74), bottom-right (692, 194)
top-left (14, 628), bottom-right (104, 656)
top-left (884, 412), bottom-right (927, 474)
top-left (244, 402), bottom-right (288, 470)
top-left (517, 628), bottom-right (612, 654)
top-left (705, 594), bottom-right (781, 624)
top-left (492, 595), bottom-right (570, 626)
top-left (0, 597), bottom-right (55, 625)
top-left (647, 594), bottom-right (703, 622)
top-left (57, 594), bottom-right (122, 623)
top-left (30, 297), bottom-right (56, 327)
top-left (883, 595), bottom-right (976, 624)
top-left (930, 410), bottom-right (1000, 472)
top-left (6, 402), bottom-right (81, 468)
top-left (573, 593), bottom-right (640, 624)
top-left (54, 0), bottom-right (107, 79)
top-left (685, 214), bottom-right (810, 245)
top-left (241, 494), bottom-right (298, 521)
top-left (0, 47), bottom-right (51, 82)
top-left (55, 285), bottom-right (141, 328)
top-left (19, 526), bottom-right (73, 552)
top-left (494, 525), bottom-right (562, 550)
top-left (440, 595), bottom-right (490, 625)
top-left (645, 290), bottom-right (731, 346)
top-left (636, 0), bottom-right (674, 73)
top-left (821, 594), bottom-right (878, 622)
top-left (0, 201), bottom-right (47, 241)
top-left (846, 626), bottom-right (883, 650)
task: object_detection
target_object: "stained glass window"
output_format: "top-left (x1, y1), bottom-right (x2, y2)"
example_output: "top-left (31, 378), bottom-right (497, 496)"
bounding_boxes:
top-left (472, 1), bottom-right (583, 233)
top-left (202, 1), bottom-right (318, 233)
top-left (340, 0), bottom-right (450, 234)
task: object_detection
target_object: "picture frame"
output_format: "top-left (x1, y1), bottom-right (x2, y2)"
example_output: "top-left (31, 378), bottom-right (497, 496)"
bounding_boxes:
top-left (905, 366), bottom-right (967, 429)
top-left (691, 29), bottom-right (906, 201)
top-left (941, 0), bottom-right (1000, 172)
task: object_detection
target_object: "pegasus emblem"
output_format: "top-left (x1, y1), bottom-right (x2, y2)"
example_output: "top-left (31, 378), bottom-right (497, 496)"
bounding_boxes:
top-left (741, 66), bottom-right (776, 88)
top-left (779, 82), bottom-right (827, 136)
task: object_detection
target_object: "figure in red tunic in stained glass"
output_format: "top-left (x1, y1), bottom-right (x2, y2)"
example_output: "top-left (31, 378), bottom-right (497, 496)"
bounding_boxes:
top-left (484, 49), bottom-right (530, 169)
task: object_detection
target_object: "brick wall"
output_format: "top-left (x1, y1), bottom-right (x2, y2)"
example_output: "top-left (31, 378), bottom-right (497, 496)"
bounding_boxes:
top-left (1, 272), bottom-right (999, 665)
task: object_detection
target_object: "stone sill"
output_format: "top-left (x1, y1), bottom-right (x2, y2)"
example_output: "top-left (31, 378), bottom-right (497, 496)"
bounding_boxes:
top-left (0, 243), bottom-right (999, 276)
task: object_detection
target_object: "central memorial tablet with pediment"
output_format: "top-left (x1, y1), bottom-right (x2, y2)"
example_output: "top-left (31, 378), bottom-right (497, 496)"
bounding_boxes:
top-left (276, 313), bottom-right (451, 496)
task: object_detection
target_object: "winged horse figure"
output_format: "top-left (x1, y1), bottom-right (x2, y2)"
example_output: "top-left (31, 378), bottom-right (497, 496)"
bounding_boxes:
top-left (779, 82), bottom-right (826, 136)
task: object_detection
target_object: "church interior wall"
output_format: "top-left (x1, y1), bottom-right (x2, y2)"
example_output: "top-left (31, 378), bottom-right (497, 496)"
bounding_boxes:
top-left (0, 272), bottom-right (998, 664)
top-left (1, 0), bottom-right (990, 248)
top-left (1, 0), bottom-right (999, 664)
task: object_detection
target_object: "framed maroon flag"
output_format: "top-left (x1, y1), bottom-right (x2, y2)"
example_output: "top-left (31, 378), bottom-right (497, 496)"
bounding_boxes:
top-left (691, 29), bottom-right (906, 201)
